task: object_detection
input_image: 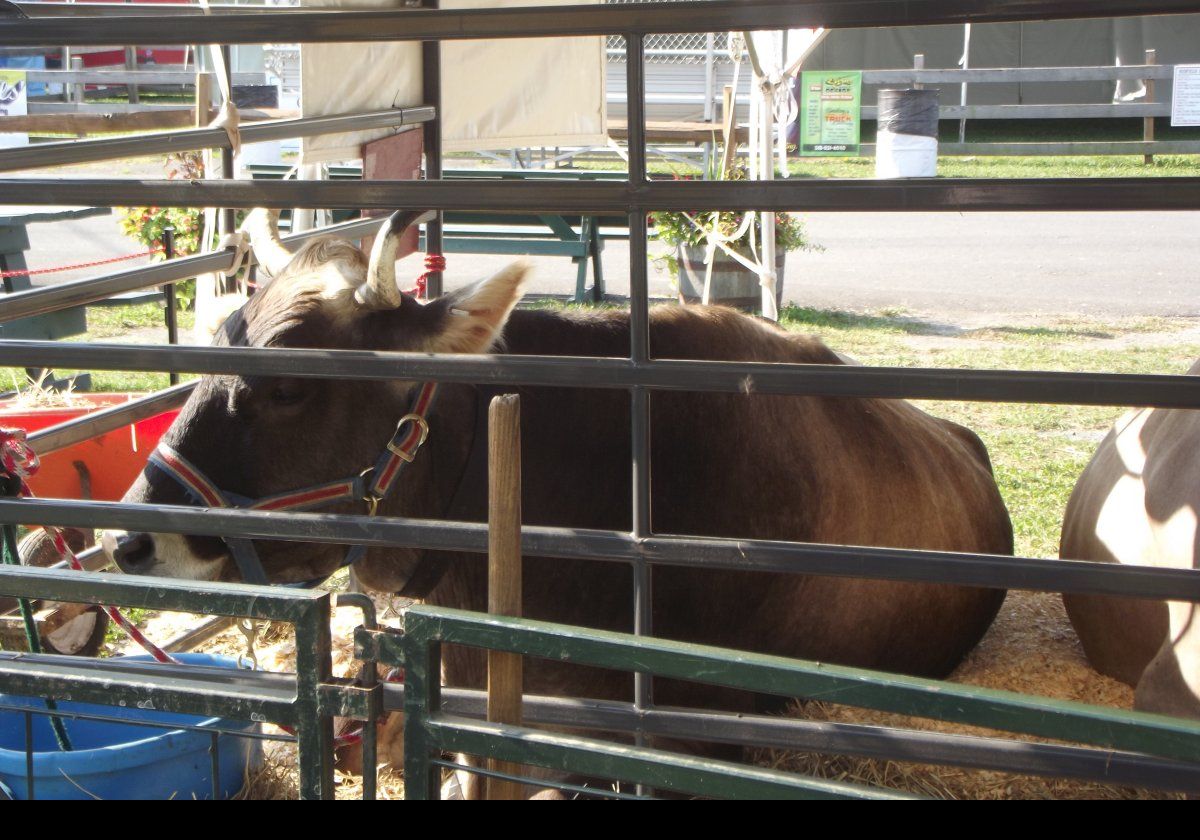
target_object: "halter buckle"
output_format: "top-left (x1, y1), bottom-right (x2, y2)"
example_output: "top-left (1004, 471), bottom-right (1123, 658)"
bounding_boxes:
top-left (387, 414), bottom-right (430, 462)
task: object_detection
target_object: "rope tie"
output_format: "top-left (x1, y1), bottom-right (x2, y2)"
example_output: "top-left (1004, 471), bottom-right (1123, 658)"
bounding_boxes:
top-left (208, 99), bottom-right (242, 162)
top-left (218, 229), bottom-right (251, 280)
top-left (412, 253), bottom-right (445, 299)
top-left (0, 428), bottom-right (177, 667)
top-left (1, 429), bottom-right (74, 750)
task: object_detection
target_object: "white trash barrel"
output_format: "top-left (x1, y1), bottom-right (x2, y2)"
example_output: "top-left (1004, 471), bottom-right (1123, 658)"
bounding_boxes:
top-left (875, 89), bottom-right (939, 178)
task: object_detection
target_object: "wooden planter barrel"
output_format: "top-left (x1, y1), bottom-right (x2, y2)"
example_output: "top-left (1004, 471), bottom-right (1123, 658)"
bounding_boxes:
top-left (675, 244), bottom-right (786, 314)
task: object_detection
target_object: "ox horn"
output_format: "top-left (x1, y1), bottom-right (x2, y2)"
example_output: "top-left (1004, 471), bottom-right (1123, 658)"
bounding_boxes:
top-left (360, 210), bottom-right (434, 309)
top-left (241, 208), bottom-right (294, 278)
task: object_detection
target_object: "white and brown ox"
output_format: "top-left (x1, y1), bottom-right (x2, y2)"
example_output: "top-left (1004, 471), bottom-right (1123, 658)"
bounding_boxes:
top-left (103, 209), bottom-right (1014, 765)
top-left (1061, 357), bottom-right (1200, 719)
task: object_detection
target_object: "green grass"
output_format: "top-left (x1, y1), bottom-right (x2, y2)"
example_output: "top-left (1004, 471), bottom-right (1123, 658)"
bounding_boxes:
top-left (2, 303), bottom-right (197, 394)
top-left (777, 305), bottom-right (1200, 559)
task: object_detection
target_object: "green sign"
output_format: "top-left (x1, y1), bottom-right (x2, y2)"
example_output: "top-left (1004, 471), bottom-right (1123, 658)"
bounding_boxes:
top-left (798, 70), bottom-right (862, 156)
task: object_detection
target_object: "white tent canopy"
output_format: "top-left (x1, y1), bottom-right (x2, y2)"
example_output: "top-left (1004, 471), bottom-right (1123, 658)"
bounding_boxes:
top-left (300, 0), bottom-right (607, 163)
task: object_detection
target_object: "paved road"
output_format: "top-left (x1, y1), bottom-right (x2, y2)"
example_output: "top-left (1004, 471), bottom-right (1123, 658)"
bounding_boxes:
top-left (8, 205), bottom-right (1199, 321)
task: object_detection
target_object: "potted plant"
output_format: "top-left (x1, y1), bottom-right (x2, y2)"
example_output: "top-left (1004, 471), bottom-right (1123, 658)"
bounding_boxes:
top-left (653, 205), bottom-right (815, 313)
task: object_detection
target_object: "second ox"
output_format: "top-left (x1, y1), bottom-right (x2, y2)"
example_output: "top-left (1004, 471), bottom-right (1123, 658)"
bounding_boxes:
top-left (103, 209), bottom-right (1014, 754)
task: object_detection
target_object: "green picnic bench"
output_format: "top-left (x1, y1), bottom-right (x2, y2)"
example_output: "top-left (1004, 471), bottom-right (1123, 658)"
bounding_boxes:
top-left (245, 164), bottom-right (631, 303)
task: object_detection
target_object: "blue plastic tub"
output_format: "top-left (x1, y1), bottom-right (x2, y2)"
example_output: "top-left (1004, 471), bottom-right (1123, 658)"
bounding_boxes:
top-left (0, 653), bottom-right (263, 800)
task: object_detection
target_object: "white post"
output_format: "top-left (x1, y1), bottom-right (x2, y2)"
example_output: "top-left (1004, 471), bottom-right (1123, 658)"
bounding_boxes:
top-left (958, 24), bottom-right (972, 144)
top-left (758, 75), bottom-right (777, 321)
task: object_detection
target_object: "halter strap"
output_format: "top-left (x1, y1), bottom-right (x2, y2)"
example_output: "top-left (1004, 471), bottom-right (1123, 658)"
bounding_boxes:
top-left (143, 382), bottom-right (439, 585)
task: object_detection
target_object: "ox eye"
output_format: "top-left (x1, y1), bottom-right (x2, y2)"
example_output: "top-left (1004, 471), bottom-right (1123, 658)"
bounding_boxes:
top-left (269, 380), bottom-right (308, 407)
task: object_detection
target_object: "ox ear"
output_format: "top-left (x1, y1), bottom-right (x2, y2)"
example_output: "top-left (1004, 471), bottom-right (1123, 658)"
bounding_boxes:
top-left (426, 261), bottom-right (531, 354)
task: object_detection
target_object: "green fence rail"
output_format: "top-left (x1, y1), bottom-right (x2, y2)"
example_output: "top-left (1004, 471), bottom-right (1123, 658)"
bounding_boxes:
top-left (386, 605), bottom-right (1200, 799)
top-left (0, 564), bottom-right (376, 800)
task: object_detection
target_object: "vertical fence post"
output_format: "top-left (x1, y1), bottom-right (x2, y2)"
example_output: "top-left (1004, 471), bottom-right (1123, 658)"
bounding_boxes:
top-left (1143, 48), bottom-right (1157, 165)
top-left (421, 0), bottom-right (444, 299)
top-left (625, 29), bottom-right (654, 797)
top-left (219, 46), bottom-right (238, 297)
top-left (486, 394), bottom-right (524, 799)
top-left (161, 227), bottom-right (179, 386)
top-left (69, 56), bottom-right (84, 106)
top-left (913, 53), bottom-right (925, 90)
top-left (124, 45), bottom-right (140, 105)
top-left (293, 596), bottom-right (336, 800)
top-left (195, 71), bottom-right (214, 128)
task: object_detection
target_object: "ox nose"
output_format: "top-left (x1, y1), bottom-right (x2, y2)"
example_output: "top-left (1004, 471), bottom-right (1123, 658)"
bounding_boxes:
top-left (103, 531), bottom-right (156, 574)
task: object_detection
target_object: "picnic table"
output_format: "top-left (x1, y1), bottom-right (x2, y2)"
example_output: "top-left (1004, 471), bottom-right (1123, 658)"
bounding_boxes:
top-left (246, 164), bottom-right (635, 302)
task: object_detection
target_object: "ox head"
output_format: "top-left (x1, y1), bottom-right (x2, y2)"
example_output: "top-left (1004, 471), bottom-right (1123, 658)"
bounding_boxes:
top-left (102, 209), bottom-right (530, 588)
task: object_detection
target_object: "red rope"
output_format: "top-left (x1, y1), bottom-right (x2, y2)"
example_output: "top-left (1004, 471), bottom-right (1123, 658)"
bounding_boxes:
top-left (0, 247), bottom-right (166, 281)
top-left (0, 427), bottom-right (176, 664)
top-left (410, 253), bottom-right (445, 299)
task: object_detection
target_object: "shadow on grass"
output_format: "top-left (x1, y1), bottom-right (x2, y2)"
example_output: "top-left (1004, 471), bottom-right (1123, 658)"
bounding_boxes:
top-left (961, 325), bottom-right (1116, 341)
top-left (779, 305), bottom-right (958, 337)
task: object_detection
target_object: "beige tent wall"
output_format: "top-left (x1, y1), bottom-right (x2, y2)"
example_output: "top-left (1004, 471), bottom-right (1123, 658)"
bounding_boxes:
top-left (300, 0), bottom-right (606, 163)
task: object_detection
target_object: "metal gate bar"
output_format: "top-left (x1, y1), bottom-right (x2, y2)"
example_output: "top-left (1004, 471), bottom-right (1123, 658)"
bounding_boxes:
top-left (0, 564), bottom-right (347, 797)
top-left (3, 176), bottom-right (1199, 212)
top-left (411, 685), bottom-right (1200, 792)
top-left (5, 340), bottom-right (1200, 409)
top-left (0, 215), bottom-right (391, 325)
top-left (2, 0), bottom-right (1197, 46)
top-left (394, 683), bottom-right (1200, 791)
top-left (0, 107), bottom-right (434, 173)
top-left (3, 498), bottom-right (1199, 602)
top-left (396, 606), bottom-right (1200, 797)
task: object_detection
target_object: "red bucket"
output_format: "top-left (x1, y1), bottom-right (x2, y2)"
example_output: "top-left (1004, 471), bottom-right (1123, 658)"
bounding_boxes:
top-left (0, 394), bottom-right (179, 502)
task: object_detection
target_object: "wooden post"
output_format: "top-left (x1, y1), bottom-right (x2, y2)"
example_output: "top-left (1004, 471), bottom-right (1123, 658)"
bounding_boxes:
top-left (914, 54), bottom-right (925, 90)
top-left (1144, 48), bottom-right (1157, 165)
top-left (487, 394), bottom-right (524, 800)
top-left (125, 46), bottom-right (140, 105)
top-left (195, 71), bottom-right (214, 127)
top-left (720, 84), bottom-right (737, 178)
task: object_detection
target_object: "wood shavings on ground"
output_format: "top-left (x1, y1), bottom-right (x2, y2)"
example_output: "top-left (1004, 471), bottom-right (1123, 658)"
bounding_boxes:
top-left (759, 590), bottom-right (1183, 800)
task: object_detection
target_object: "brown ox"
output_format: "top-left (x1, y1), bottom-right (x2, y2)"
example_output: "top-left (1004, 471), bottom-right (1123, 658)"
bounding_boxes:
top-left (103, 210), bottom-right (1013, 778)
top-left (1061, 357), bottom-right (1200, 719)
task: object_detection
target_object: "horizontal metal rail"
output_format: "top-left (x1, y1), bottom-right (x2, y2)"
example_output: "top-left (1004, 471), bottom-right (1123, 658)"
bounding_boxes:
top-left (0, 564), bottom-right (325, 623)
top-left (0, 107), bottom-right (432, 173)
top-left (14, 1), bottom-right (284, 15)
top-left (405, 607), bottom-right (1200, 766)
top-left (424, 715), bottom-right (904, 799)
top-left (407, 684), bottom-right (1200, 793)
top-left (4, 499), bottom-right (1200, 603)
top-left (0, 699), bottom-right (295, 742)
top-left (865, 140), bottom-right (1200, 157)
top-left (2, 340), bottom-right (1199, 409)
top-left (0, 651), bottom-right (298, 724)
top-left (861, 102), bottom-right (1171, 119)
top-left (1, 0), bottom-right (1198, 46)
top-left (2, 177), bottom-right (1198, 213)
top-left (864, 64), bottom-right (1178, 84)
top-left (25, 70), bottom-right (266, 85)
top-left (0, 545), bottom-right (106, 617)
top-left (26, 381), bottom-right (196, 457)
top-left (0, 215), bottom-right (387, 325)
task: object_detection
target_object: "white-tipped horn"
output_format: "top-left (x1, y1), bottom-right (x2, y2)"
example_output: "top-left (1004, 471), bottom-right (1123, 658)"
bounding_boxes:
top-left (241, 208), bottom-right (294, 278)
top-left (359, 210), bottom-right (431, 309)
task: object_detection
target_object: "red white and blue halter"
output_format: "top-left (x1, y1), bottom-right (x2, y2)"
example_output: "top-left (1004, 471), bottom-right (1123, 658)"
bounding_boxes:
top-left (143, 381), bottom-right (438, 585)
